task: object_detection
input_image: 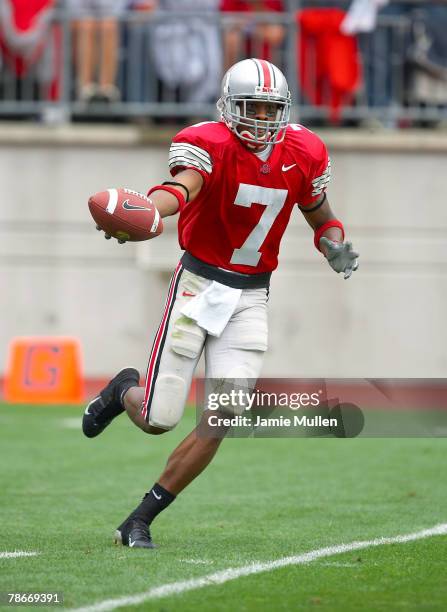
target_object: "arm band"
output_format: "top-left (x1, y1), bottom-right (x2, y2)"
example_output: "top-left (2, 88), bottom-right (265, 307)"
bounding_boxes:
top-left (147, 184), bottom-right (186, 210)
top-left (298, 193), bottom-right (326, 213)
top-left (314, 219), bottom-right (345, 251)
top-left (162, 181), bottom-right (190, 203)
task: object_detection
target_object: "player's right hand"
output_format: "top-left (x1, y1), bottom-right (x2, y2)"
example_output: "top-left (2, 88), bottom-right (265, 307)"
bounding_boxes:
top-left (319, 237), bottom-right (359, 280)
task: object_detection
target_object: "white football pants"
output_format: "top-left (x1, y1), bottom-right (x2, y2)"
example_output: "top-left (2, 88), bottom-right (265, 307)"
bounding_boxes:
top-left (141, 263), bottom-right (268, 430)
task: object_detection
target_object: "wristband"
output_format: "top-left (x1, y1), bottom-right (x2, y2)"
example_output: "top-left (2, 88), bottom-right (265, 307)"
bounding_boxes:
top-left (147, 184), bottom-right (186, 210)
top-left (314, 219), bottom-right (345, 251)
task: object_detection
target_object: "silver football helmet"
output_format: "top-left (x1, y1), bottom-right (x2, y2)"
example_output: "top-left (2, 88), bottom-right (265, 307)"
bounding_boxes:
top-left (217, 58), bottom-right (291, 147)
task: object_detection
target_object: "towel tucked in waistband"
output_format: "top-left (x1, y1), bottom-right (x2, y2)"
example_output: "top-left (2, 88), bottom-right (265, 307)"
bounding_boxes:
top-left (180, 280), bottom-right (242, 337)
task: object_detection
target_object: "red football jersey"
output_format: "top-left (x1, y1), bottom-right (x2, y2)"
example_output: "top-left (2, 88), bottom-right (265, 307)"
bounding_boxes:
top-left (169, 121), bottom-right (330, 274)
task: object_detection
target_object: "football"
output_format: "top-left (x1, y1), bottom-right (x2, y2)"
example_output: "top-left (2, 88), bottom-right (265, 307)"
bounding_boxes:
top-left (88, 187), bottom-right (163, 242)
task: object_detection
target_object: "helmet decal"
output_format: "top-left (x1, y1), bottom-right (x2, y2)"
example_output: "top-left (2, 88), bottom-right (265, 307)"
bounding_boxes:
top-left (252, 58), bottom-right (274, 90)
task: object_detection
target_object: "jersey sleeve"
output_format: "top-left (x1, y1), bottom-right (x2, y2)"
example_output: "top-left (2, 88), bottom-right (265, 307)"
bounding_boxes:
top-left (169, 126), bottom-right (214, 181)
top-left (298, 137), bottom-right (331, 208)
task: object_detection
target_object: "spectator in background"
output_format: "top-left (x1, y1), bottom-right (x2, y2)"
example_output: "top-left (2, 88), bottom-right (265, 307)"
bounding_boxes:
top-left (406, 4), bottom-right (447, 116)
top-left (122, 1), bottom-right (157, 106)
top-left (66, 0), bottom-right (127, 103)
top-left (220, 0), bottom-right (285, 71)
top-left (297, 6), bottom-right (361, 125)
top-left (149, 0), bottom-right (222, 106)
top-left (341, 0), bottom-right (396, 115)
top-left (131, 0), bottom-right (157, 10)
top-left (127, 0), bottom-right (157, 18)
top-left (341, 0), bottom-right (389, 35)
top-left (0, 0), bottom-right (60, 101)
top-left (342, 1), bottom-right (447, 125)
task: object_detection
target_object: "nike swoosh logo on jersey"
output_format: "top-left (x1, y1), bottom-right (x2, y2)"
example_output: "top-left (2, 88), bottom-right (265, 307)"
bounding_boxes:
top-left (152, 490), bottom-right (162, 500)
top-left (282, 163), bottom-right (296, 172)
top-left (182, 291), bottom-right (196, 297)
top-left (122, 200), bottom-right (150, 211)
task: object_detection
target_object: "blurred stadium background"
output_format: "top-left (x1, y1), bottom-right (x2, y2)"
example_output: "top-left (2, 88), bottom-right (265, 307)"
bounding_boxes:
top-left (1, 0), bottom-right (447, 396)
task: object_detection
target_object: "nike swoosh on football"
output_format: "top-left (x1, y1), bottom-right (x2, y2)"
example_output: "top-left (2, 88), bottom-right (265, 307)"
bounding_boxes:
top-left (122, 200), bottom-right (150, 211)
top-left (282, 163), bottom-right (296, 172)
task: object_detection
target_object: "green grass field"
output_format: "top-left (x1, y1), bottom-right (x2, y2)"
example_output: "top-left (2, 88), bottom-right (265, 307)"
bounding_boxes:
top-left (1, 403), bottom-right (446, 611)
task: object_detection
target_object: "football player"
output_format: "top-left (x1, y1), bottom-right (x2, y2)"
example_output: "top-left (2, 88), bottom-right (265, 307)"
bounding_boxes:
top-left (83, 58), bottom-right (359, 548)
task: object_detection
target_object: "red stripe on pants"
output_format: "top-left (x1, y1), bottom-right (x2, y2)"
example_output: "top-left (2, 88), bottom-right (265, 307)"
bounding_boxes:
top-left (141, 263), bottom-right (182, 420)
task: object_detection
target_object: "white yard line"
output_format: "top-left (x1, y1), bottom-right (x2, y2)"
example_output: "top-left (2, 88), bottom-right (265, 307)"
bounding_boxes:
top-left (179, 559), bottom-right (214, 565)
top-left (0, 551), bottom-right (38, 559)
top-left (58, 418), bottom-right (82, 429)
top-left (70, 523), bottom-right (447, 612)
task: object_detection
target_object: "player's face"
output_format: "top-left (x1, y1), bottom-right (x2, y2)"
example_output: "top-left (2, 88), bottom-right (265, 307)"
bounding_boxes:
top-left (236, 100), bottom-right (282, 151)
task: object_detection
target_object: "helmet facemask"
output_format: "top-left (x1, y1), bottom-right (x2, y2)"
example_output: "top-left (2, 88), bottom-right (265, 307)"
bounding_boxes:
top-left (218, 90), bottom-right (291, 149)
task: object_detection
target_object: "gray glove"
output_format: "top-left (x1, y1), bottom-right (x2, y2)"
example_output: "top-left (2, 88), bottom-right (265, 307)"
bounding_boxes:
top-left (319, 237), bottom-right (359, 280)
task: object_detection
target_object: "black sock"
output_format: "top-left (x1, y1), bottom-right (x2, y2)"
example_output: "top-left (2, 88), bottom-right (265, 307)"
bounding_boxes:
top-left (131, 483), bottom-right (176, 525)
top-left (118, 381), bottom-right (137, 409)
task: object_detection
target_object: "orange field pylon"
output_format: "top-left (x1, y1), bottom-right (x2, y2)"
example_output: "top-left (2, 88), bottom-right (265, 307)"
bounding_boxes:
top-left (4, 337), bottom-right (83, 404)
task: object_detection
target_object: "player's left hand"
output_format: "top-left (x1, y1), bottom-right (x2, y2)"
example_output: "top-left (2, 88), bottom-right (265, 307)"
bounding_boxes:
top-left (319, 237), bottom-right (359, 280)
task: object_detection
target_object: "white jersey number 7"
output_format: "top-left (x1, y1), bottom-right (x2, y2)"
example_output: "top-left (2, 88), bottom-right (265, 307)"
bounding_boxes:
top-left (230, 184), bottom-right (288, 267)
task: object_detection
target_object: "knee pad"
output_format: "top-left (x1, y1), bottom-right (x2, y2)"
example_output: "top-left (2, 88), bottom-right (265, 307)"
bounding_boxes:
top-left (171, 315), bottom-right (206, 359)
top-left (206, 376), bottom-right (254, 417)
top-left (225, 365), bottom-right (258, 380)
top-left (148, 374), bottom-right (186, 431)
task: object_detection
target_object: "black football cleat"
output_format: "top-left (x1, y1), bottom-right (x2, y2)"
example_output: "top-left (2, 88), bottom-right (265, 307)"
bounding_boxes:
top-left (82, 367), bottom-right (139, 438)
top-left (114, 518), bottom-right (156, 549)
